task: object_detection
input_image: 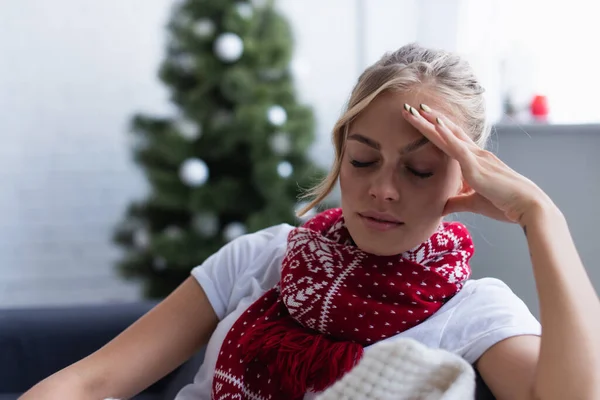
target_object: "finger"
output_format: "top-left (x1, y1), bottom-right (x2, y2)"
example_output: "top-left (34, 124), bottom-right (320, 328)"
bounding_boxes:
top-left (401, 104), bottom-right (452, 156)
top-left (434, 116), bottom-right (477, 166)
top-left (403, 104), bottom-right (475, 165)
top-left (416, 104), bottom-right (479, 148)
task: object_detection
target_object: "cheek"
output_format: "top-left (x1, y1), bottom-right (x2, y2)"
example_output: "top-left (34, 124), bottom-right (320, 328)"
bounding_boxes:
top-left (339, 161), bottom-right (365, 198)
top-left (411, 163), bottom-right (462, 212)
top-left (444, 160), bottom-right (464, 195)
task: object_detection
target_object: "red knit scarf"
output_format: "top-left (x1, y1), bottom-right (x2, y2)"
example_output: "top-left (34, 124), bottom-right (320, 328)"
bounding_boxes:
top-left (212, 208), bottom-right (474, 400)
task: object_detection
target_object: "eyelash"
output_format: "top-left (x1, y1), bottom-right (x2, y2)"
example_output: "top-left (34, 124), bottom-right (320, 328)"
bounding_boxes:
top-left (350, 160), bottom-right (374, 168)
top-left (407, 167), bottom-right (434, 179)
top-left (349, 159), bottom-right (434, 179)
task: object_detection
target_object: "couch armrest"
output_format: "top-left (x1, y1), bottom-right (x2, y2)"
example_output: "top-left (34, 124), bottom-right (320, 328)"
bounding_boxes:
top-left (0, 301), bottom-right (176, 395)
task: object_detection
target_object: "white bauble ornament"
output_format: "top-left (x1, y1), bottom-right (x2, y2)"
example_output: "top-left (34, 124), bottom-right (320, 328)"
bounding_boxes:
top-left (133, 228), bottom-right (150, 248)
top-left (269, 132), bottom-right (292, 155)
top-left (235, 3), bottom-right (253, 19)
top-left (192, 212), bottom-right (219, 237)
top-left (214, 33), bottom-right (244, 62)
top-left (164, 226), bottom-right (183, 239)
top-left (295, 201), bottom-right (317, 221)
top-left (193, 19), bottom-right (216, 38)
top-left (223, 222), bottom-right (246, 241)
top-left (176, 119), bottom-right (202, 140)
top-left (267, 105), bottom-right (287, 126)
top-left (179, 158), bottom-right (209, 187)
top-left (154, 257), bottom-right (168, 271)
top-left (277, 161), bottom-right (293, 178)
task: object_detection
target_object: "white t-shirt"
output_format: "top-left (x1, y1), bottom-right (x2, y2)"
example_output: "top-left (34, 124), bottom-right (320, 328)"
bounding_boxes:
top-left (175, 223), bottom-right (541, 400)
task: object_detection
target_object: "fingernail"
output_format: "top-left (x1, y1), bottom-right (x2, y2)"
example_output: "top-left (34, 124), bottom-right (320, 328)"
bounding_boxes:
top-left (436, 117), bottom-right (445, 126)
top-left (410, 107), bottom-right (419, 117)
top-left (403, 103), bottom-right (410, 111)
top-left (420, 104), bottom-right (431, 112)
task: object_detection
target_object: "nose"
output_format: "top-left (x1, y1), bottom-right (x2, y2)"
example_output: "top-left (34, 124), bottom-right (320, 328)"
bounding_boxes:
top-left (368, 170), bottom-right (400, 202)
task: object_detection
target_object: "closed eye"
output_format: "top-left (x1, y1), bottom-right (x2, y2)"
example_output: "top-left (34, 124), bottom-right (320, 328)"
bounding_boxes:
top-left (350, 159), bottom-right (375, 168)
top-left (406, 167), bottom-right (433, 179)
top-left (350, 159), bottom-right (434, 179)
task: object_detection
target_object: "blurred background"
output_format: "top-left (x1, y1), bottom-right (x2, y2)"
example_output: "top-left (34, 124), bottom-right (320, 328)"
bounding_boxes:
top-left (0, 0), bottom-right (598, 316)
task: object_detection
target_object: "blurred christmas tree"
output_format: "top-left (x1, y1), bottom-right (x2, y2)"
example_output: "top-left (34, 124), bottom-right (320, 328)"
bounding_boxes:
top-left (113, 0), bottom-right (325, 298)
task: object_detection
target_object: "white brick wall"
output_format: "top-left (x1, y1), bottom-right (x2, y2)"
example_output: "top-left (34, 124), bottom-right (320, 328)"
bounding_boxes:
top-left (0, 0), bottom-right (174, 307)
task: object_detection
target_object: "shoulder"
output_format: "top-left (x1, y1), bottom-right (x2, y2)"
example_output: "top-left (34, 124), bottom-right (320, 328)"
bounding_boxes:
top-left (190, 223), bottom-right (294, 319)
top-left (439, 277), bottom-right (541, 364)
top-left (222, 223), bottom-right (294, 259)
top-left (457, 277), bottom-right (531, 312)
top-left (201, 223), bottom-right (293, 267)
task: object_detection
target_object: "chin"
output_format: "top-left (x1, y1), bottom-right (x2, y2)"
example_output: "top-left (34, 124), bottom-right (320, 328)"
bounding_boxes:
top-left (346, 223), bottom-right (428, 256)
top-left (350, 229), bottom-right (413, 255)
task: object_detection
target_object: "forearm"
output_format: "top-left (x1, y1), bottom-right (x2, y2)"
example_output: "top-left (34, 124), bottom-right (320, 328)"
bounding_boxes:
top-left (19, 369), bottom-right (96, 400)
top-left (523, 204), bottom-right (600, 399)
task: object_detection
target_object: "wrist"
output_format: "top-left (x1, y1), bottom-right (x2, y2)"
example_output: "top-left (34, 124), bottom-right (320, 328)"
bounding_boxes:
top-left (520, 196), bottom-right (564, 229)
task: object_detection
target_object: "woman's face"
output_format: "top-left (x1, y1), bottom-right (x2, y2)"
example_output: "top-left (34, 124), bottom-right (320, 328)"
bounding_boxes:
top-left (340, 90), bottom-right (464, 256)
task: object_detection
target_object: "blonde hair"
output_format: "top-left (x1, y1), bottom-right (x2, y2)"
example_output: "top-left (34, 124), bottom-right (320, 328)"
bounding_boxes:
top-left (297, 43), bottom-right (490, 217)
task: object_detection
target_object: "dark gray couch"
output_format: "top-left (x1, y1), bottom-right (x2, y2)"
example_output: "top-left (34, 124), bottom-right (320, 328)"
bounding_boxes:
top-left (0, 302), bottom-right (495, 399)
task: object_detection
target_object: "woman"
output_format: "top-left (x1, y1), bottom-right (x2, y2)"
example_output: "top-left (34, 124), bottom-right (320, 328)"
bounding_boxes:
top-left (21, 44), bottom-right (599, 400)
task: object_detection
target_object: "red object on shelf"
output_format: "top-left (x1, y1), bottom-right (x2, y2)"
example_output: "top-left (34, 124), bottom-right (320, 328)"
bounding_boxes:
top-left (530, 94), bottom-right (549, 120)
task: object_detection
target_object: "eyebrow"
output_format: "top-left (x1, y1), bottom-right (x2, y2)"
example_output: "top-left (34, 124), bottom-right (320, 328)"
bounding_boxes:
top-left (347, 133), bottom-right (430, 155)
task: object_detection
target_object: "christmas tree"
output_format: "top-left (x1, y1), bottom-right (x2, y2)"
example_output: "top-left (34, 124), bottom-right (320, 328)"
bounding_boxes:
top-left (113, 0), bottom-right (325, 298)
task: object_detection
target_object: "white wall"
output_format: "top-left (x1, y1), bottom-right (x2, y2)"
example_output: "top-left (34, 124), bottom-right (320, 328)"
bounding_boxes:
top-left (0, 0), bottom-right (172, 307)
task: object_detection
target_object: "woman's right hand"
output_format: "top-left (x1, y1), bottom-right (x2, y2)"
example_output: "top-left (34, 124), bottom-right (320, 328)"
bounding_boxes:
top-left (402, 103), bottom-right (557, 226)
top-left (19, 277), bottom-right (218, 400)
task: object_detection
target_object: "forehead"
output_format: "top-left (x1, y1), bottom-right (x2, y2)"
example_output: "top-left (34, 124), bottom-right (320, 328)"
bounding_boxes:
top-left (350, 90), bottom-right (450, 144)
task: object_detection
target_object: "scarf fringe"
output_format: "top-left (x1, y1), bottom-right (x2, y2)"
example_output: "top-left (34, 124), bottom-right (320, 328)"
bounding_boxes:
top-left (239, 312), bottom-right (364, 397)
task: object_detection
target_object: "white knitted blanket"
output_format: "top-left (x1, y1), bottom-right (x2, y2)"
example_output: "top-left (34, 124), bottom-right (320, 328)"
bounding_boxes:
top-left (105, 339), bottom-right (475, 400)
top-left (314, 338), bottom-right (475, 400)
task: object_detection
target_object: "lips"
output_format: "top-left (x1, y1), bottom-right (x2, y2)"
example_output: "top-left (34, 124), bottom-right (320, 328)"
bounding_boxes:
top-left (359, 211), bottom-right (403, 224)
top-left (358, 211), bottom-right (404, 232)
